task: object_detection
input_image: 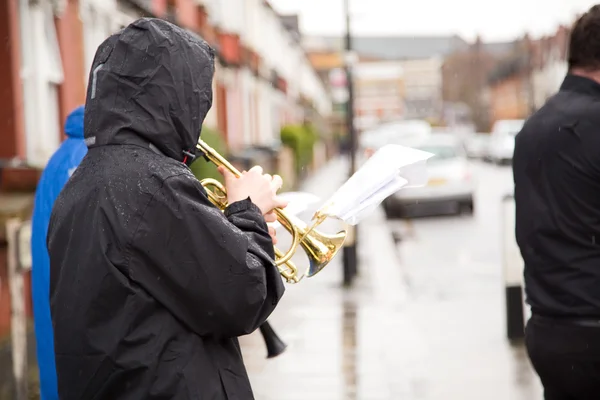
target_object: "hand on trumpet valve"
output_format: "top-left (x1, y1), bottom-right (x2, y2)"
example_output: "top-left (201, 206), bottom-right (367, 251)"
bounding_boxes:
top-left (268, 225), bottom-right (278, 245)
top-left (264, 208), bottom-right (278, 245)
top-left (217, 165), bottom-right (288, 216)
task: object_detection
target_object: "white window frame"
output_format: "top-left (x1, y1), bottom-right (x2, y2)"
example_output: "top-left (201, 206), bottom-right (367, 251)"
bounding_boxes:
top-left (240, 68), bottom-right (253, 146)
top-left (19, 0), bottom-right (64, 168)
top-left (80, 0), bottom-right (119, 88)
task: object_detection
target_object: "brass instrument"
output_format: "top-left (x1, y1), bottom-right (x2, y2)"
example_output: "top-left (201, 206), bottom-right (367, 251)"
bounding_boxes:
top-left (196, 139), bottom-right (347, 283)
top-left (195, 138), bottom-right (347, 358)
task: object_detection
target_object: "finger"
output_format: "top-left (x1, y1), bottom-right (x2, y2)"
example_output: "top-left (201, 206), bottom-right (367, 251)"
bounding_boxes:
top-left (264, 211), bottom-right (277, 223)
top-left (218, 166), bottom-right (235, 183)
top-left (263, 173), bottom-right (272, 183)
top-left (268, 226), bottom-right (277, 244)
top-left (271, 175), bottom-right (283, 192)
top-left (273, 197), bottom-right (289, 209)
top-left (249, 165), bottom-right (263, 175)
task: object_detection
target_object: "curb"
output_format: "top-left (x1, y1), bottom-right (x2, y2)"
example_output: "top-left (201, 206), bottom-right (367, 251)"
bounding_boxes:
top-left (358, 206), bottom-right (407, 305)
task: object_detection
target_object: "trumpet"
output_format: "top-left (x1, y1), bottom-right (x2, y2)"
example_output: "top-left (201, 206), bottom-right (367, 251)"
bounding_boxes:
top-left (195, 139), bottom-right (347, 283)
top-left (195, 138), bottom-right (347, 359)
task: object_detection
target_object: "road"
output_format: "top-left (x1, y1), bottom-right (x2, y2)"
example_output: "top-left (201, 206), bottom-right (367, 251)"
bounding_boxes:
top-left (385, 160), bottom-right (543, 399)
top-left (240, 158), bottom-right (544, 399)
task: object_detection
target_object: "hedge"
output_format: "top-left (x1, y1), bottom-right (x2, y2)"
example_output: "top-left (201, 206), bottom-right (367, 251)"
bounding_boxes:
top-left (280, 123), bottom-right (319, 176)
top-left (190, 126), bottom-right (227, 184)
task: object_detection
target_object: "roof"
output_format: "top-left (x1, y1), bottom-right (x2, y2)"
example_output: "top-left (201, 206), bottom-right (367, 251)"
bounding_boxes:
top-left (279, 14), bottom-right (301, 43)
top-left (481, 41), bottom-right (517, 56)
top-left (488, 54), bottom-right (530, 84)
top-left (303, 35), bottom-right (470, 60)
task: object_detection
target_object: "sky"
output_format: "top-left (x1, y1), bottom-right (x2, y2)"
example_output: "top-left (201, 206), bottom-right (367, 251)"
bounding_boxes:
top-left (269, 0), bottom-right (600, 42)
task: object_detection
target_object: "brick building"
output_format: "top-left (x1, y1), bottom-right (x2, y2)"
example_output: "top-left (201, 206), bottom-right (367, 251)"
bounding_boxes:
top-left (487, 53), bottom-right (533, 123)
top-left (304, 34), bottom-right (472, 128)
top-left (0, 0), bottom-right (331, 182)
top-left (353, 61), bottom-right (405, 132)
top-left (530, 25), bottom-right (570, 109)
top-left (486, 25), bottom-right (572, 127)
top-left (441, 37), bottom-right (510, 131)
top-left (0, 0), bottom-right (331, 359)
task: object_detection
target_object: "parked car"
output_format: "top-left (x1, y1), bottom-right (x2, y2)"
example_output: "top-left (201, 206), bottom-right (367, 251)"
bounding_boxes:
top-left (488, 119), bottom-right (525, 165)
top-left (383, 133), bottom-right (475, 217)
top-left (464, 133), bottom-right (491, 160)
top-left (360, 119), bottom-right (432, 154)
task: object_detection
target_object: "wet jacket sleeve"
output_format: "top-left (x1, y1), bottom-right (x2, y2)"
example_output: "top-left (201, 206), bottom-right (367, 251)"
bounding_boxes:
top-left (127, 172), bottom-right (285, 338)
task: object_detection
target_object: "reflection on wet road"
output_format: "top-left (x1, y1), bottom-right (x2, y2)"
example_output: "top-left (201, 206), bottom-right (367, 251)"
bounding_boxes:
top-left (240, 159), bottom-right (544, 400)
top-left (386, 161), bottom-right (543, 399)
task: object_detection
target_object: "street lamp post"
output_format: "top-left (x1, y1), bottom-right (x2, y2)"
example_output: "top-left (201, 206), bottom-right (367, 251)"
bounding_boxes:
top-left (342, 0), bottom-right (358, 286)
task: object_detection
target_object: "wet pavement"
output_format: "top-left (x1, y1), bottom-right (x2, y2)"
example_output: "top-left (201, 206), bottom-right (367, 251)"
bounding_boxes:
top-left (239, 158), bottom-right (544, 399)
top-left (384, 162), bottom-right (542, 399)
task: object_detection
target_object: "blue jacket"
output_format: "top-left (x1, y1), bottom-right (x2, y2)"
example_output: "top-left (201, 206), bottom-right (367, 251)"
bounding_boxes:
top-left (31, 106), bottom-right (87, 400)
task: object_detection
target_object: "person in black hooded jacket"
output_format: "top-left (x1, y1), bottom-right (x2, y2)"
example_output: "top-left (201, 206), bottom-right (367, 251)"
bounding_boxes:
top-left (47, 18), bottom-right (287, 400)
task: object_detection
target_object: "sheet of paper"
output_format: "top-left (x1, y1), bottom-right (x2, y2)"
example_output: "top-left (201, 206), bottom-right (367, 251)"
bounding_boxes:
top-left (270, 191), bottom-right (321, 229)
top-left (337, 176), bottom-right (409, 225)
top-left (316, 144), bottom-right (434, 225)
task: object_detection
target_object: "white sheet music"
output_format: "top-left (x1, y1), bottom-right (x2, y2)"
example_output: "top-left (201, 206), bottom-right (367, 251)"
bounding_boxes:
top-left (316, 144), bottom-right (434, 225)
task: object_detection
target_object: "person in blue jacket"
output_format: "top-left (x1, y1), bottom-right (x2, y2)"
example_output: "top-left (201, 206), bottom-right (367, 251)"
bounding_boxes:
top-left (31, 105), bottom-right (87, 400)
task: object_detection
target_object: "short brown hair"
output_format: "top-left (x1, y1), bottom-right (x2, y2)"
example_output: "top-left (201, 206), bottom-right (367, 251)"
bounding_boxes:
top-left (568, 5), bottom-right (600, 71)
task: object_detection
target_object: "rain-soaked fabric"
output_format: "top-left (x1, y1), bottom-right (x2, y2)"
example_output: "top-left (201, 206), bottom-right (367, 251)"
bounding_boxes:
top-left (47, 18), bottom-right (284, 400)
top-left (31, 105), bottom-right (87, 400)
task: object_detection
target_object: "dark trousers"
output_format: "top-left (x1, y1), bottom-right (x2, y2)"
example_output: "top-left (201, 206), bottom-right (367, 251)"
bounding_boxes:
top-left (526, 314), bottom-right (600, 400)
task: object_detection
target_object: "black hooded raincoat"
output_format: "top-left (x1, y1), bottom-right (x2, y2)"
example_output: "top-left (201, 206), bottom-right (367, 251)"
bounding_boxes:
top-left (47, 18), bottom-right (285, 400)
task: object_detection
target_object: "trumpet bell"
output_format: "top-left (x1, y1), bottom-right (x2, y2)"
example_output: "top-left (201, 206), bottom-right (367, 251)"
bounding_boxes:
top-left (274, 211), bottom-right (347, 281)
top-left (303, 229), bottom-right (347, 278)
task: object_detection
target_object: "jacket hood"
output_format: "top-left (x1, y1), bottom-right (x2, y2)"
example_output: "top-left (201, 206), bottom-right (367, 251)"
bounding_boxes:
top-left (64, 105), bottom-right (85, 138)
top-left (83, 18), bottom-right (215, 165)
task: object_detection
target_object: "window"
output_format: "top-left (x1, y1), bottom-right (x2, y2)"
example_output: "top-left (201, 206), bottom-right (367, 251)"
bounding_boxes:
top-left (416, 144), bottom-right (459, 161)
top-left (81, 0), bottom-right (120, 85)
top-left (165, 0), bottom-right (177, 24)
top-left (18, 0), bottom-right (64, 168)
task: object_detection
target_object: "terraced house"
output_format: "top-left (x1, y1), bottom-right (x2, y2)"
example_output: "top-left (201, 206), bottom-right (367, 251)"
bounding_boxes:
top-left (0, 0), bottom-right (332, 388)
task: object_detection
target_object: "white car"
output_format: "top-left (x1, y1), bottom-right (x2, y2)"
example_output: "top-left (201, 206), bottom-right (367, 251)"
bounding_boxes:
top-left (383, 134), bottom-right (475, 217)
top-left (360, 119), bottom-right (432, 154)
top-left (464, 133), bottom-right (490, 160)
top-left (488, 119), bottom-right (525, 165)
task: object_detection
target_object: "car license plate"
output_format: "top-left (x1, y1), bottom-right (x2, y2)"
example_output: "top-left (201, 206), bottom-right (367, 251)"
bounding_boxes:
top-left (427, 178), bottom-right (446, 186)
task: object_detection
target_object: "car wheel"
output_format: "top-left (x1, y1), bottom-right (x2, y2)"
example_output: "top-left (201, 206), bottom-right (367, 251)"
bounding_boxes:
top-left (382, 198), bottom-right (394, 218)
top-left (383, 198), bottom-right (402, 219)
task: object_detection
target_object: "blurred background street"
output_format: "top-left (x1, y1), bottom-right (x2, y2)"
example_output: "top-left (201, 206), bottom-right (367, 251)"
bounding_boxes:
top-left (239, 159), bottom-right (542, 400)
top-left (1, 0), bottom-right (600, 399)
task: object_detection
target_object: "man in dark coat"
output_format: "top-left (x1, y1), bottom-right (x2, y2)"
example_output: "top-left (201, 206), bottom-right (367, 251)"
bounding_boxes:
top-left (513, 5), bottom-right (600, 399)
top-left (47, 18), bottom-right (287, 400)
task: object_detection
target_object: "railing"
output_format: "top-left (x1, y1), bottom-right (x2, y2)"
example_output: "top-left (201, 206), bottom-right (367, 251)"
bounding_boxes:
top-left (6, 218), bottom-right (32, 400)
